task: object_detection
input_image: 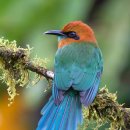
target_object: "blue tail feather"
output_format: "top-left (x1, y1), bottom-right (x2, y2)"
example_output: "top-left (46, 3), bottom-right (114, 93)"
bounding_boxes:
top-left (36, 94), bottom-right (82, 130)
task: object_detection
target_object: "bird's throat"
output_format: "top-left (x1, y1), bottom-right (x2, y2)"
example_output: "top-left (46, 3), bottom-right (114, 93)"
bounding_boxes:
top-left (58, 36), bottom-right (66, 42)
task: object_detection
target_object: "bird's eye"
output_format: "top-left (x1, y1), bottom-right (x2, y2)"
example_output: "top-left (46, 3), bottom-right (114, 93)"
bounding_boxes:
top-left (68, 32), bottom-right (76, 38)
top-left (65, 31), bottom-right (79, 40)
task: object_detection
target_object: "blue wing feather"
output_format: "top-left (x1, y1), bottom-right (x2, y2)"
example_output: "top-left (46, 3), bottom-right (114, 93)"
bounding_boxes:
top-left (52, 82), bottom-right (65, 105)
top-left (73, 71), bottom-right (97, 91)
top-left (79, 71), bottom-right (102, 106)
top-left (55, 71), bottom-right (72, 90)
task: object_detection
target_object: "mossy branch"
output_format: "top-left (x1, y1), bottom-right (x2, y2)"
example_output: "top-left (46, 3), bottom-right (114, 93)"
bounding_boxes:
top-left (79, 87), bottom-right (130, 130)
top-left (0, 38), bottom-right (53, 104)
top-left (0, 38), bottom-right (130, 129)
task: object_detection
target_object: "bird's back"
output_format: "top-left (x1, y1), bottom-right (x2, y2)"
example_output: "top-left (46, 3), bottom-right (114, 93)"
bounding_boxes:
top-left (54, 42), bottom-right (103, 91)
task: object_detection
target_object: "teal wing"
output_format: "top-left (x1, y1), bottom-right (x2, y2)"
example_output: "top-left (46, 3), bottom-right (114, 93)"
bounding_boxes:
top-left (79, 71), bottom-right (102, 106)
top-left (53, 43), bottom-right (103, 105)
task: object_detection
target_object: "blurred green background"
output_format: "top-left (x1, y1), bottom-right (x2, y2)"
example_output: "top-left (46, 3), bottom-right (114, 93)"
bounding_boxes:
top-left (0, 0), bottom-right (130, 129)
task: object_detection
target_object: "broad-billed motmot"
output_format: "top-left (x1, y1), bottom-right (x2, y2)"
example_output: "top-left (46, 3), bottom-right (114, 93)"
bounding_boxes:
top-left (36, 21), bottom-right (103, 130)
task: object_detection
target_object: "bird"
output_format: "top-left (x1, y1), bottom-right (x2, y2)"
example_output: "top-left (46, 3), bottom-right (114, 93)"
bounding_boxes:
top-left (36, 21), bottom-right (103, 130)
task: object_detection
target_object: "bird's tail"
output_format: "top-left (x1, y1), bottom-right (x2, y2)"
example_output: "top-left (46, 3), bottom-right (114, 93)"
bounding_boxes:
top-left (36, 93), bottom-right (82, 130)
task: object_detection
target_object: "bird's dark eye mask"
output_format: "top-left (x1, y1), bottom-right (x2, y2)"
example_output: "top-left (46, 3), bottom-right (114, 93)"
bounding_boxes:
top-left (63, 31), bottom-right (80, 40)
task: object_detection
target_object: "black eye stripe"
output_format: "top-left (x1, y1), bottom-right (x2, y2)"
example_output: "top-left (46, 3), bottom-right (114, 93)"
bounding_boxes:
top-left (64, 31), bottom-right (80, 40)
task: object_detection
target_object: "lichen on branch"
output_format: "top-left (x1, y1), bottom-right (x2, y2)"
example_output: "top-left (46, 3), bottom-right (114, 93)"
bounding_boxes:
top-left (79, 87), bottom-right (130, 130)
top-left (0, 38), bottom-right (48, 105)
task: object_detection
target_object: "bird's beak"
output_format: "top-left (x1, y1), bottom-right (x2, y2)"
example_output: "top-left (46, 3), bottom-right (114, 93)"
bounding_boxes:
top-left (44, 30), bottom-right (66, 36)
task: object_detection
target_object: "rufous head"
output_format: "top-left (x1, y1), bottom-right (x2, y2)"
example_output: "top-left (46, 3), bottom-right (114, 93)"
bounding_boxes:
top-left (44, 21), bottom-right (97, 48)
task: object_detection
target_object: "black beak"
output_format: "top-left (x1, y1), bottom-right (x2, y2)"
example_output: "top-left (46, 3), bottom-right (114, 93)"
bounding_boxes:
top-left (44, 30), bottom-right (66, 36)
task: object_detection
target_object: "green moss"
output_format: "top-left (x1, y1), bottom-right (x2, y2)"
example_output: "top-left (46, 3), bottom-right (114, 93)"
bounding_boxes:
top-left (78, 87), bottom-right (127, 130)
top-left (0, 38), bottom-right (47, 105)
top-left (30, 56), bottom-right (48, 85)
